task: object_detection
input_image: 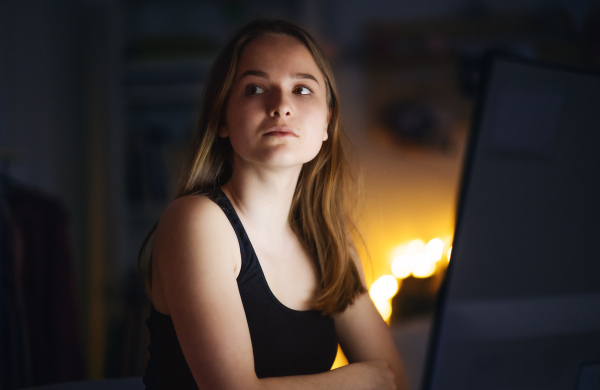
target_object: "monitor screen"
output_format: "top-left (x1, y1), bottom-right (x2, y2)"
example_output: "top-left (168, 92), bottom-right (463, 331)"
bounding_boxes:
top-left (422, 56), bottom-right (600, 390)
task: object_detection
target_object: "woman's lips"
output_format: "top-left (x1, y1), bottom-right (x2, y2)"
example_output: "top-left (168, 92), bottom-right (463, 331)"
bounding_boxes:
top-left (263, 126), bottom-right (298, 137)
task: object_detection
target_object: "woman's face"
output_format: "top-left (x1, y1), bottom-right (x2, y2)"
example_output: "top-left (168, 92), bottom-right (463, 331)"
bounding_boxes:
top-left (220, 34), bottom-right (330, 171)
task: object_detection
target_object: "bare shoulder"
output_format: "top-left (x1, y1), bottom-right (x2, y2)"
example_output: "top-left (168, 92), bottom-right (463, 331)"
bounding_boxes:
top-left (157, 194), bottom-right (227, 230)
top-left (153, 194), bottom-right (237, 258)
top-left (151, 194), bottom-right (240, 314)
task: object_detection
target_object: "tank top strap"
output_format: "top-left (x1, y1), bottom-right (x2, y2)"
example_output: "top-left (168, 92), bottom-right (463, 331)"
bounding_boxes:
top-left (205, 188), bottom-right (253, 278)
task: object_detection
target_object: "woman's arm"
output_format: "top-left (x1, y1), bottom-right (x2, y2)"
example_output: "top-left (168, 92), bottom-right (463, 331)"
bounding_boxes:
top-left (152, 195), bottom-right (257, 387)
top-left (152, 196), bottom-right (395, 390)
top-left (334, 259), bottom-right (409, 390)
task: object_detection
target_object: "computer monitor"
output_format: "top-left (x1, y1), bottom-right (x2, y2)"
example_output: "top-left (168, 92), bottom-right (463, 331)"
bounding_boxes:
top-left (422, 56), bottom-right (600, 390)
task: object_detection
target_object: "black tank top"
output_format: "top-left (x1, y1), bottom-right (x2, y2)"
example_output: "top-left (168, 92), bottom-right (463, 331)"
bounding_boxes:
top-left (143, 190), bottom-right (338, 389)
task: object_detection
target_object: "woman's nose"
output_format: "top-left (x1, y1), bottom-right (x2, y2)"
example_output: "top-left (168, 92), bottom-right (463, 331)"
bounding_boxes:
top-left (268, 90), bottom-right (292, 117)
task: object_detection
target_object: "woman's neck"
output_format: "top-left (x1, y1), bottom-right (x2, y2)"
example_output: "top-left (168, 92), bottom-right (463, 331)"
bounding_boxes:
top-left (221, 164), bottom-right (301, 235)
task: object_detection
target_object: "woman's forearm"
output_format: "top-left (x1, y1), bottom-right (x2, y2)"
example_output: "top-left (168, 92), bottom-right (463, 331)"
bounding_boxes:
top-left (253, 361), bottom-right (396, 390)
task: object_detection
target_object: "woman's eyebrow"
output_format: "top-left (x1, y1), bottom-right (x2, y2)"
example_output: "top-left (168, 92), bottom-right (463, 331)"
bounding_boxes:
top-left (239, 70), bottom-right (268, 80)
top-left (294, 73), bottom-right (319, 84)
top-left (238, 70), bottom-right (319, 84)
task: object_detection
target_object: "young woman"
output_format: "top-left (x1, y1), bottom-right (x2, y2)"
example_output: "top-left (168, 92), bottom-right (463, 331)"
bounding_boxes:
top-left (141, 18), bottom-right (407, 390)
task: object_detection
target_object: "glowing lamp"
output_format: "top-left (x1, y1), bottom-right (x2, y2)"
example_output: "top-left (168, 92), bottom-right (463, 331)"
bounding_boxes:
top-left (412, 254), bottom-right (437, 278)
top-left (392, 255), bottom-right (413, 279)
top-left (406, 239), bottom-right (426, 255)
top-left (373, 299), bottom-right (392, 322)
top-left (426, 238), bottom-right (444, 261)
top-left (369, 275), bottom-right (399, 301)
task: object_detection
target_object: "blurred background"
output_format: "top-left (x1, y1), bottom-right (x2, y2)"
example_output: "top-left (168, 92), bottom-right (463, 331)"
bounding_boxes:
top-left (1, 0), bottom-right (598, 389)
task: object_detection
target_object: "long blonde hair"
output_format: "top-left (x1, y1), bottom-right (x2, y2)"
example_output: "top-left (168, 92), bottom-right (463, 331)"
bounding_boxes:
top-left (141, 18), bottom-right (365, 314)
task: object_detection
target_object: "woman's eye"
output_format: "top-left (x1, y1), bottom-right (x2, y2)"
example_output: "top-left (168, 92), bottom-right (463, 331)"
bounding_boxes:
top-left (294, 86), bottom-right (312, 95)
top-left (245, 85), bottom-right (265, 95)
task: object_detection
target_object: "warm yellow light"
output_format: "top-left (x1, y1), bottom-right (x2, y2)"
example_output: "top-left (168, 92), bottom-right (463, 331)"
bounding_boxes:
top-left (406, 239), bottom-right (426, 255)
top-left (369, 275), bottom-right (399, 301)
top-left (447, 246), bottom-right (452, 262)
top-left (391, 255), bottom-right (413, 279)
top-left (331, 345), bottom-right (348, 369)
top-left (390, 243), bottom-right (408, 260)
top-left (426, 238), bottom-right (444, 261)
top-left (411, 253), bottom-right (436, 278)
top-left (390, 237), bottom-right (450, 280)
top-left (373, 299), bottom-right (392, 322)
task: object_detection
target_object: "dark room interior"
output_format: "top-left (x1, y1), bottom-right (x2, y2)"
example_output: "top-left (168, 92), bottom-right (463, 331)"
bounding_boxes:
top-left (1, 0), bottom-right (599, 389)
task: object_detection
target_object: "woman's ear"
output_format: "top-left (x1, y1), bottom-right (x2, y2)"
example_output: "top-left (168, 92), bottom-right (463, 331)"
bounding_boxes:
top-left (323, 108), bottom-right (331, 141)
